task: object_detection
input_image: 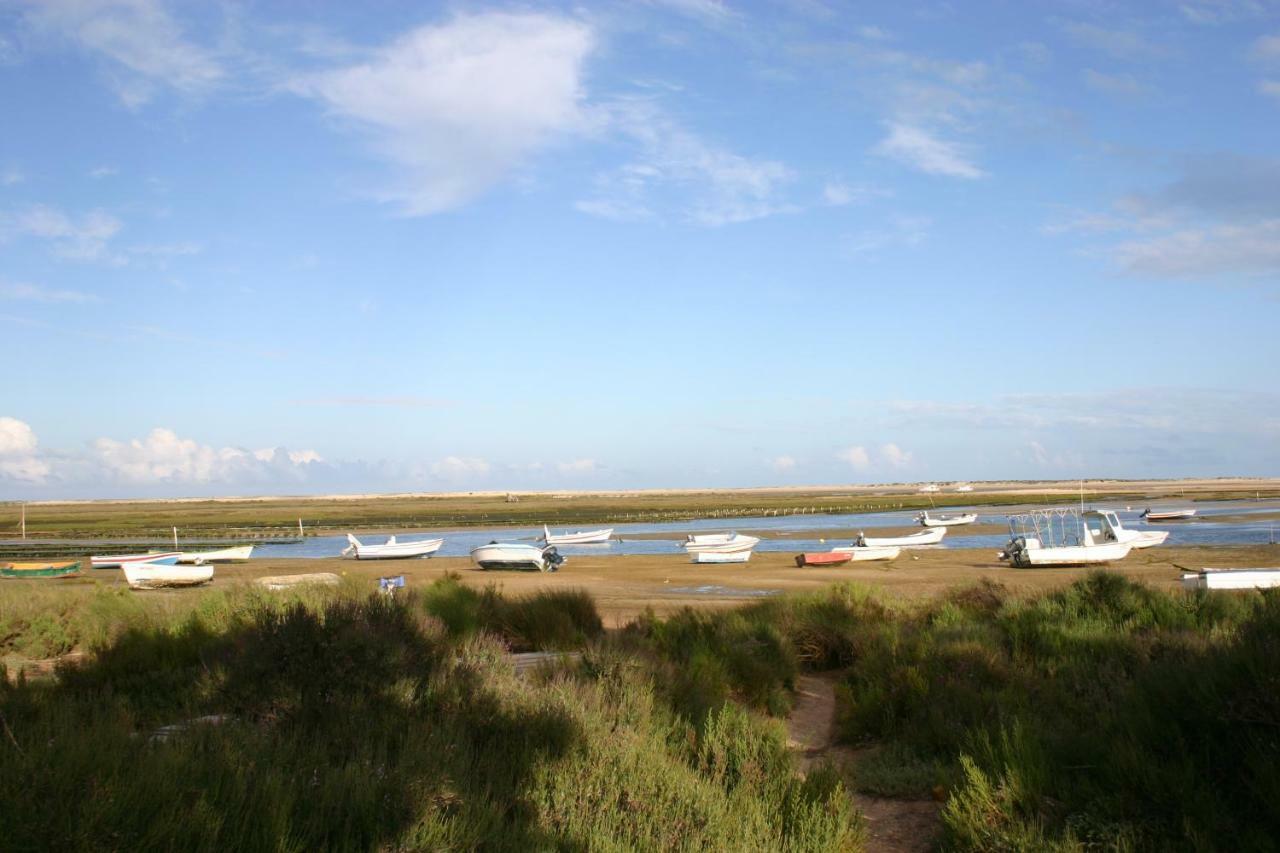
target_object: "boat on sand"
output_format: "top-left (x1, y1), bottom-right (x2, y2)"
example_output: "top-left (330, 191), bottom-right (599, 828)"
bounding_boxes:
top-left (1000, 508), bottom-right (1132, 567)
top-left (0, 560), bottom-right (82, 579)
top-left (684, 534), bottom-right (760, 554)
top-left (542, 525), bottom-right (613, 545)
top-left (794, 552), bottom-right (852, 567)
top-left (471, 543), bottom-right (565, 572)
top-left (91, 551), bottom-right (182, 569)
top-left (177, 545), bottom-right (254, 564)
top-left (847, 528), bottom-right (945, 548)
top-left (1181, 568), bottom-right (1280, 590)
top-left (124, 562), bottom-right (214, 589)
top-left (344, 534), bottom-right (443, 560)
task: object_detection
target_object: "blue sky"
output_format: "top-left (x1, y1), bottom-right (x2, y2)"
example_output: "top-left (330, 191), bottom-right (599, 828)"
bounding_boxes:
top-left (1, 0), bottom-right (1279, 499)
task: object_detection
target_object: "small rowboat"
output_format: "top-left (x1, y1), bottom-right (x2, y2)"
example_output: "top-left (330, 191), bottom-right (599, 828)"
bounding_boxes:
top-left (1181, 568), bottom-right (1280, 590)
top-left (692, 550), bottom-right (753, 564)
top-left (917, 511), bottom-right (977, 528)
top-left (794, 552), bottom-right (852, 567)
top-left (91, 551), bottom-right (182, 569)
top-left (1141, 508), bottom-right (1197, 521)
top-left (542, 525), bottom-right (613, 545)
top-left (123, 562), bottom-right (214, 589)
top-left (684, 534), bottom-right (760, 554)
top-left (177, 545), bottom-right (254, 564)
top-left (0, 560), bottom-right (82, 579)
top-left (845, 528), bottom-right (946, 548)
top-left (344, 534), bottom-right (443, 560)
top-left (842, 545), bottom-right (901, 562)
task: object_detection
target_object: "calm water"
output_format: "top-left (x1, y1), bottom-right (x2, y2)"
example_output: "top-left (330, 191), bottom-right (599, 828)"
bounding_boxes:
top-left (253, 501), bottom-right (1280, 560)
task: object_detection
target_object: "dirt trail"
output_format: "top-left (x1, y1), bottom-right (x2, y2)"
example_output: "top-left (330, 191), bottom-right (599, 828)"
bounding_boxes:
top-left (786, 674), bottom-right (941, 853)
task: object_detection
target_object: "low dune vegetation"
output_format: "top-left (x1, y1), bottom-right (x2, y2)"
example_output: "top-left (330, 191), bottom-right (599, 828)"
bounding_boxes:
top-left (2, 572), bottom-right (1276, 850)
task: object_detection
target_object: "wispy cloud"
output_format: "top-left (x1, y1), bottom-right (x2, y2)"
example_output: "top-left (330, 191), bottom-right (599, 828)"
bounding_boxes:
top-left (874, 122), bottom-right (983, 178)
top-left (769, 455), bottom-right (797, 472)
top-left (1082, 69), bottom-right (1148, 97)
top-left (1251, 33), bottom-right (1280, 61)
top-left (880, 443), bottom-right (913, 468)
top-left (292, 11), bottom-right (594, 216)
top-left (1, 167), bottom-right (24, 186)
top-left (1116, 219), bottom-right (1280, 277)
top-left (836, 445), bottom-right (870, 469)
top-left (0, 280), bottom-right (100, 304)
top-left (556, 458), bottom-right (598, 474)
top-left (431, 456), bottom-right (491, 478)
top-left (847, 214), bottom-right (930, 255)
top-left (22, 0), bottom-right (224, 107)
top-left (1058, 20), bottom-right (1166, 60)
top-left (4, 204), bottom-right (123, 262)
top-left (822, 181), bottom-right (887, 206)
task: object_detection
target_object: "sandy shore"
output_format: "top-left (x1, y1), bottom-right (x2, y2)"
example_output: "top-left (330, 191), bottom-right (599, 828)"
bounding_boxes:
top-left (59, 545), bottom-right (1277, 628)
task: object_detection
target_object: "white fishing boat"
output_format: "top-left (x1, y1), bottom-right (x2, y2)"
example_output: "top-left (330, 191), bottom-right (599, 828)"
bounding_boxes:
top-left (691, 550), bottom-right (753, 564)
top-left (917, 511), bottom-right (978, 528)
top-left (847, 528), bottom-right (946, 548)
top-left (471, 543), bottom-right (565, 571)
top-left (176, 545), bottom-right (254, 564)
top-left (123, 562), bottom-right (214, 589)
top-left (1085, 510), bottom-right (1168, 549)
top-left (1181, 568), bottom-right (1280, 590)
top-left (541, 525), bottom-right (613, 545)
top-left (1141, 508), bottom-right (1197, 521)
top-left (343, 534), bottom-right (443, 560)
top-left (836, 545), bottom-right (901, 562)
top-left (1000, 508), bottom-right (1132, 567)
top-left (684, 534), bottom-right (761, 554)
top-left (91, 551), bottom-right (182, 569)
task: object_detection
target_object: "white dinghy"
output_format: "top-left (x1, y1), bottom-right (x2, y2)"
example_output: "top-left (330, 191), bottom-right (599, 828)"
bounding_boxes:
top-left (177, 545), bottom-right (254, 564)
top-left (684, 534), bottom-right (761, 554)
top-left (91, 551), bottom-right (182, 569)
top-left (471, 543), bottom-right (565, 572)
top-left (917, 511), bottom-right (978, 528)
top-left (829, 545), bottom-right (901, 562)
top-left (692, 550), bottom-right (753, 564)
top-left (1141, 508), bottom-right (1196, 521)
top-left (344, 534), bottom-right (443, 560)
top-left (1085, 510), bottom-right (1168, 550)
top-left (1181, 568), bottom-right (1280, 590)
top-left (1000, 508), bottom-right (1132, 568)
top-left (124, 562), bottom-right (214, 590)
top-left (541, 525), bottom-right (613, 545)
top-left (849, 528), bottom-right (946, 548)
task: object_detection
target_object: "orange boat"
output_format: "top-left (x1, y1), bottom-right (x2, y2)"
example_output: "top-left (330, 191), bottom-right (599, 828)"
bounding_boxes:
top-left (794, 552), bottom-right (852, 568)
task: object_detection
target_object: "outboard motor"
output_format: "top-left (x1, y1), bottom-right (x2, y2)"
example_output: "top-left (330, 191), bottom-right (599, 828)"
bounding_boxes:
top-left (542, 546), bottom-right (565, 572)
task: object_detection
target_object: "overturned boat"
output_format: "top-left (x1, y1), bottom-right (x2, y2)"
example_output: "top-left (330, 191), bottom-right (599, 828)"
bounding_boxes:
top-left (344, 534), bottom-right (443, 560)
top-left (471, 543), bottom-right (565, 572)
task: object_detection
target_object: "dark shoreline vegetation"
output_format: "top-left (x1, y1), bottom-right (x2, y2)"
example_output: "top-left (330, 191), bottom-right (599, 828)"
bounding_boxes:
top-left (3, 575), bottom-right (1278, 850)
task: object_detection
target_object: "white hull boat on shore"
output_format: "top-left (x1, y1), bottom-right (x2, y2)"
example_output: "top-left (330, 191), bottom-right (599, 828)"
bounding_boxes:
top-left (124, 562), bottom-right (214, 589)
top-left (1001, 508), bottom-right (1133, 567)
top-left (684, 534), bottom-right (761, 554)
top-left (91, 551), bottom-right (182, 569)
top-left (542, 525), bottom-right (613, 545)
top-left (344, 534), bottom-right (443, 560)
top-left (851, 528), bottom-right (946, 548)
top-left (1003, 539), bottom-right (1132, 567)
top-left (834, 545), bottom-right (901, 562)
top-left (692, 550), bottom-right (753, 564)
top-left (471, 543), bottom-right (565, 572)
top-left (917, 511), bottom-right (978, 528)
top-left (1181, 568), bottom-right (1280, 590)
top-left (177, 545), bottom-right (254, 564)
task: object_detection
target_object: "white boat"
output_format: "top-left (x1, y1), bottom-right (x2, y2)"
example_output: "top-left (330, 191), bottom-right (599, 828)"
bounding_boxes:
top-left (846, 528), bottom-right (946, 548)
top-left (838, 545), bottom-right (901, 562)
top-left (343, 534), bottom-right (443, 560)
top-left (917, 511), bottom-right (978, 528)
top-left (1000, 508), bottom-right (1132, 567)
top-left (954, 485), bottom-right (974, 492)
top-left (1141, 508), bottom-right (1197, 521)
top-left (1181, 568), bottom-right (1280, 590)
top-left (91, 551), bottom-right (182, 569)
top-left (684, 534), bottom-right (760, 554)
top-left (691, 550), bottom-right (753, 564)
top-left (176, 545), bottom-right (254, 564)
top-left (1085, 510), bottom-right (1168, 549)
top-left (123, 562), bottom-right (214, 589)
top-left (471, 543), bottom-right (565, 571)
top-left (257, 572), bottom-right (342, 590)
top-left (541, 525), bottom-right (613, 545)
top-left (918, 484), bottom-right (940, 493)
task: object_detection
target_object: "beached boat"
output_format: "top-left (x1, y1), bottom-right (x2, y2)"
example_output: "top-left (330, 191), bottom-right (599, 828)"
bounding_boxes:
top-left (846, 528), bottom-right (946, 548)
top-left (1085, 510), bottom-right (1168, 549)
top-left (918, 484), bottom-right (940, 493)
top-left (343, 534), bottom-right (443, 560)
top-left (542, 525), bottom-right (613, 545)
top-left (794, 552), bottom-right (852, 567)
top-left (684, 534), bottom-right (760, 554)
top-left (471, 543), bottom-right (565, 572)
top-left (1141, 508), bottom-right (1197, 521)
top-left (257, 573), bottom-right (341, 590)
top-left (0, 560), bottom-right (82, 579)
top-left (917, 511), bottom-right (978, 528)
top-left (1000, 508), bottom-right (1132, 567)
top-left (91, 551), bottom-right (182, 569)
top-left (843, 545), bottom-right (901, 562)
top-left (954, 485), bottom-right (974, 492)
top-left (176, 545), bottom-right (254, 564)
top-left (123, 562), bottom-right (214, 589)
top-left (692, 550), bottom-right (753, 564)
top-left (1181, 568), bottom-right (1280, 590)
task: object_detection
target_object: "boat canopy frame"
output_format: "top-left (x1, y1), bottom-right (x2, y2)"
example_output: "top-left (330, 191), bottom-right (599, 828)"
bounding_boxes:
top-left (1007, 508), bottom-right (1089, 549)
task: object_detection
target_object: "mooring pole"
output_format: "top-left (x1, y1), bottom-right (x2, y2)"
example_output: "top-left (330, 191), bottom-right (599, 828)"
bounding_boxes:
top-left (20, 502), bottom-right (26, 539)
top-left (298, 518), bottom-right (304, 538)
top-left (173, 526), bottom-right (178, 548)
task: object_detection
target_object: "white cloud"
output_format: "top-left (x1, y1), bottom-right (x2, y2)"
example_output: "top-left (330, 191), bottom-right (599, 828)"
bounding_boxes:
top-left (1058, 21), bottom-right (1166, 60)
top-left (836, 445), bottom-right (870, 469)
top-left (847, 214), bottom-right (930, 255)
top-left (1260, 80), bottom-right (1280, 100)
top-left (294, 12), bottom-right (594, 216)
top-left (1, 167), bottom-right (24, 186)
top-left (556, 458), bottom-right (598, 474)
top-left (1115, 219), bottom-right (1280, 277)
top-left (23, 0), bottom-right (223, 107)
top-left (89, 165), bottom-right (119, 179)
top-left (874, 122), bottom-right (983, 179)
top-left (5, 204), bottom-right (123, 262)
top-left (647, 0), bottom-right (736, 25)
top-left (431, 455), bottom-right (491, 477)
top-left (858, 25), bottom-right (890, 41)
top-left (0, 417), bottom-right (49, 483)
top-left (770, 455), bottom-right (797, 472)
top-left (822, 181), bottom-right (886, 206)
top-left (91, 428), bottom-right (320, 484)
top-left (1251, 33), bottom-right (1280, 61)
top-left (880, 443), bottom-right (913, 468)
top-left (0, 280), bottom-right (99, 303)
top-left (577, 100), bottom-right (796, 226)
top-left (1083, 69), bottom-right (1148, 97)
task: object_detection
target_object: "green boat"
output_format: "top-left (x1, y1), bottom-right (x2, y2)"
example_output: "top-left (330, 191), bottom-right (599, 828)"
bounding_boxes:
top-left (0, 560), bottom-right (83, 579)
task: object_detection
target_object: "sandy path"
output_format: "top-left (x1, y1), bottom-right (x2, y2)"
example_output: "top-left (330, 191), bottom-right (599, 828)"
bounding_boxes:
top-left (787, 674), bottom-right (941, 853)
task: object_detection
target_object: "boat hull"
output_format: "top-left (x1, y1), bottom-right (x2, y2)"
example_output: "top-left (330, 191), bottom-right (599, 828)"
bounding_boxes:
top-left (1009, 542), bottom-right (1132, 567)
top-left (0, 560), bottom-right (82, 579)
top-left (692, 550), bottom-right (752, 564)
top-left (91, 552), bottom-right (182, 569)
top-left (1143, 509), bottom-right (1196, 521)
top-left (123, 563), bottom-right (214, 589)
top-left (684, 535), bottom-right (760, 554)
top-left (543, 526), bottom-right (613, 545)
top-left (346, 535), bottom-right (443, 560)
top-left (1182, 569), bottom-right (1280, 590)
top-left (919, 513), bottom-right (977, 528)
top-left (847, 528), bottom-right (945, 548)
top-left (471, 543), bottom-right (562, 571)
top-left (177, 545), bottom-right (255, 564)
top-left (795, 552), bottom-right (852, 567)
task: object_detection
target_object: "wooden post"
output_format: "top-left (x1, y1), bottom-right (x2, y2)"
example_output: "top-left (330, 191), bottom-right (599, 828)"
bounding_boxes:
top-left (298, 518), bottom-right (304, 538)
top-left (173, 526), bottom-right (178, 548)
top-left (20, 502), bottom-right (26, 539)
